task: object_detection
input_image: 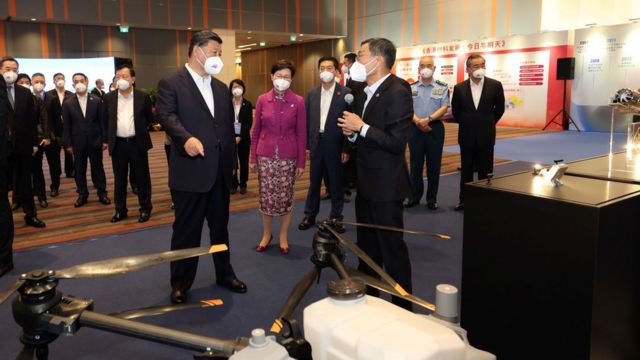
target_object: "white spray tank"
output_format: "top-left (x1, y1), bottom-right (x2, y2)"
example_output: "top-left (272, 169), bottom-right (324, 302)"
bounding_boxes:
top-left (229, 328), bottom-right (293, 360)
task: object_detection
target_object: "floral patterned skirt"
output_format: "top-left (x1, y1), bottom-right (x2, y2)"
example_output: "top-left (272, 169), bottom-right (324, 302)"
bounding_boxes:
top-left (257, 155), bottom-right (297, 216)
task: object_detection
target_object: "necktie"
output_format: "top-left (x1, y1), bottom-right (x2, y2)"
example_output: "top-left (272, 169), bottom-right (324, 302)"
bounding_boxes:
top-left (7, 86), bottom-right (14, 109)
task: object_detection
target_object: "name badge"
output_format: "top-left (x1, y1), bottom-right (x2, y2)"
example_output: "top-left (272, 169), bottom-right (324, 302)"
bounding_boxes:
top-left (234, 121), bottom-right (242, 135)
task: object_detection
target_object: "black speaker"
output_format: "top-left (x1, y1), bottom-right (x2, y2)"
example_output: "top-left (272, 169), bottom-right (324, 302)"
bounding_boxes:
top-left (556, 57), bottom-right (575, 80)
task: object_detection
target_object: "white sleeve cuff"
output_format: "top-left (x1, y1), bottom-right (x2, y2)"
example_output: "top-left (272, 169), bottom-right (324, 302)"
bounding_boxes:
top-left (359, 124), bottom-right (370, 138)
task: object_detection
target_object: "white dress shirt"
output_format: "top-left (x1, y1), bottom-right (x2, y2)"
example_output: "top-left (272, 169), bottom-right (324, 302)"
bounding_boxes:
top-left (319, 82), bottom-right (336, 133)
top-left (57, 89), bottom-right (66, 105)
top-left (350, 73), bottom-right (392, 141)
top-left (470, 77), bottom-right (484, 110)
top-left (185, 63), bottom-right (215, 119)
top-left (116, 91), bottom-right (136, 137)
top-left (77, 93), bottom-right (87, 117)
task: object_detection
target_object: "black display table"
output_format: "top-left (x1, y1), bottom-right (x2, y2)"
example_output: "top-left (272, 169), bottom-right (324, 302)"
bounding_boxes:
top-left (566, 151), bottom-right (640, 185)
top-left (461, 172), bottom-right (640, 359)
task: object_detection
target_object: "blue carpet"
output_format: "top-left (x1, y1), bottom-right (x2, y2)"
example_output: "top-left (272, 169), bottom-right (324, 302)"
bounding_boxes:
top-left (0, 161), bottom-right (533, 359)
top-left (444, 130), bottom-right (627, 164)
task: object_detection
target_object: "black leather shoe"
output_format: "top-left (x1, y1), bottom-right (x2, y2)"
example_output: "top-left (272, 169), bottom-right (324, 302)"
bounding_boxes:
top-left (98, 194), bottom-right (111, 205)
top-left (74, 196), bottom-right (88, 207)
top-left (239, 187), bottom-right (247, 195)
top-left (217, 277), bottom-right (247, 293)
top-left (403, 199), bottom-right (419, 208)
top-left (427, 202), bottom-right (438, 210)
top-left (454, 202), bottom-right (464, 211)
top-left (138, 211), bottom-right (151, 223)
top-left (110, 212), bottom-right (128, 223)
top-left (11, 202), bottom-right (21, 211)
top-left (0, 262), bottom-right (14, 277)
top-left (38, 198), bottom-right (48, 208)
top-left (25, 216), bottom-right (46, 228)
top-left (170, 289), bottom-right (187, 304)
top-left (50, 188), bottom-right (59, 197)
top-left (170, 202), bottom-right (175, 210)
top-left (298, 216), bottom-right (315, 230)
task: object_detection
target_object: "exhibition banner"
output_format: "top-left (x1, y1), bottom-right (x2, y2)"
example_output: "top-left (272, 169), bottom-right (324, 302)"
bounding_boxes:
top-left (396, 31), bottom-right (570, 129)
top-left (571, 22), bottom-right (640, 132)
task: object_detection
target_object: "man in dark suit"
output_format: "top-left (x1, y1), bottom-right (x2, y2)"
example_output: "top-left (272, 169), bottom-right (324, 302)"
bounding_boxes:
top-left (1, 57), bottom-right (46, 228)
top-left (62, 72), bottom-right (111, 207)
top-left (0, 71), bottom-right (14, 277)
top-left (338, 38), bottom-right (414, 311)
top-left (299, 56), bottom-right (349, 232)
top-left (45, 73), bottom-right (74, 196)
top-left (103, 65), bottom-right (153, 223)
top-left (451, 54), bottom-right (505, 211)
top-left (29, 73), bottom-right (52, 209)
top-left (91, 78), bottom-right (105, 99)
top-left (156, 30), bottom-right (247, 304)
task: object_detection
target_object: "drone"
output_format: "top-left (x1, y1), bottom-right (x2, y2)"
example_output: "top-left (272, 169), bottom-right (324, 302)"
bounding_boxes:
top-left (0, 220), bottom-right (494, 359)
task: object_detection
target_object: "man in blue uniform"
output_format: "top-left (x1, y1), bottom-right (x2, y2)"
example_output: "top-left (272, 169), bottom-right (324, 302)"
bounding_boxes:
top-left (405, 56), bottom-right (450, 210)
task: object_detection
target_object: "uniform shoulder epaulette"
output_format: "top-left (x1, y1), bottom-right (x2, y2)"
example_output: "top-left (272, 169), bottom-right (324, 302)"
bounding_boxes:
top-left (435, 80), bottom-right (448, 87)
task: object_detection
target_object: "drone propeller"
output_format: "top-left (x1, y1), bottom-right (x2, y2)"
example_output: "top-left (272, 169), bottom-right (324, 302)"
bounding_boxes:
top-left (0, 245), bottom-right (229, 306)
top-left (111, 299), bottom-right (224, 320)
top-left (337, 220), bottom-right (451, 239)
top-left (271, 267), bottom-right (320, 335)
top-left (345, 267), bottom-right (436, 312)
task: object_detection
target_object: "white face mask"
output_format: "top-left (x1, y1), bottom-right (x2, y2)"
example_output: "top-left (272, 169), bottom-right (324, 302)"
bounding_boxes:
top-left (341, 65), bottom-right (349, 75)
top-left (3, 71), bottom-right (17, 85)
top-left (349, 57), bottom-right (377, 82)
top-left (232, 87), bottom-right (243, 97)
top-left (18, 83), bottom-right (31, 90)
top-left (472, 68), bottom-right (486, 79)
top-left (273, 78), bottom-right (290, 92)
top-left (56, 79), bottom-right (65, 88)
top-left (319, 71), bottom-right (335, 83)
top-left (197, 47), bottom-right (224, 75)
top-left (33, 83), bottom-right (45, 92)
top-left (420, 68), bottom-right (434, 79)
top-left (117, 78), bottom-right (131, 91)
top-left (74, 82), bottom-right (87, 94)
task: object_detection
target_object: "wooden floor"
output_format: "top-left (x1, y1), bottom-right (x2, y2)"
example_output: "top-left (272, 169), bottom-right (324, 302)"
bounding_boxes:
top-left (11, 123), bottom-right (543, 251)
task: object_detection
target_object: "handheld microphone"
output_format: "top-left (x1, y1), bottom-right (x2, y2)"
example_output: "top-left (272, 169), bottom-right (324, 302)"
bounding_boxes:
top-left (344, 93), bottom-right (354, 113)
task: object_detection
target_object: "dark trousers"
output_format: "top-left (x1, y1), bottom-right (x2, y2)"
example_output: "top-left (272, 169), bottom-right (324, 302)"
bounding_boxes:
top-left (408, 121), bottom-right (445, 204)
top-left (170, 161), bottom-right (235, 291)
top-left (73, 146), bottom-right (107, 197)
top-left (304, 139), bottom-right (344, 220)
top-left (32, 146), bottom-right (47, 199)
top-left (355, 195), bottom-right (412, 311)
top-left (64, 147), bottom-right (74, 176)
top-left (112, 139), bottom-right (152, 213)
top-left (232, 140), bottom-right (250, 190)
top-left (0, 159), bottom-right (14, 265)
top-left (10, 153), bottom-right (36, 217)
top-left (42, 144), bottom-right (62, 190)
top-left (344, 146), bottom-right (357, 192)
top-left (459, 140), bottom-right (493, 200)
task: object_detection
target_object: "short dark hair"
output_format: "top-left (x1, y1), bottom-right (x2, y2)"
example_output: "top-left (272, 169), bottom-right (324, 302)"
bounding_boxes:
top-left (0, 56), bottom-right (18, 68)
top-left (229, 79), bottom-right (245, 95)
top-left (188, 30), bottom-right (223, 57)
top-left (271, 59), bottom-right (296, 77)
top-left (116, 64), bottom-right (136, 77)
top-left (466, 54), bottom-right (485, 68)
top-left (16, 73), bottom-right (30, 83)
top-left (32, 72), bottom-right (45, 79)
top-left (53, 72), bottom-right (65, 80)
top-left (361, 38), bottom-right (396, 69)
top-left (343, 52), bottom-right (357, 64)
top-left (72, 72), bottom-right (88, 82)
top-left (318, 56), bottom-right (339, 70)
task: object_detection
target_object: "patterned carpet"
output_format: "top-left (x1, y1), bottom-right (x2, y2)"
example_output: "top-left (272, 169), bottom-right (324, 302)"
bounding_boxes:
top-left (11, 123), bottom-right (543, 251)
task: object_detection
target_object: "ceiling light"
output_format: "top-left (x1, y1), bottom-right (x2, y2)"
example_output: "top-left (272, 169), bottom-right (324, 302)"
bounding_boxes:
top-left (30, 18), bottom-right (37, 21)
top-left (259, 41), bottom-right (266, 46)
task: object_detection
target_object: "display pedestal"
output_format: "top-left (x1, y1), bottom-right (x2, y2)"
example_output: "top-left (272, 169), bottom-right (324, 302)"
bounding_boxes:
top-left (460, 172), bottom-right (640, 359)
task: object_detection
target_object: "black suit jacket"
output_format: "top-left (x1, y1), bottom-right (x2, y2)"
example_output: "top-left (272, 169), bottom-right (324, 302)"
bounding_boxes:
top-left (234, 98), bottom-right (253, 145)
top-left (305, 83), bottom-right (350, 155)
top-left (91, 87), bottom-right (105, 99)
top-left (451, 77), bottom-right (505, 148)
top-left (103, 89), bottom-right (154, 155)
top-left (8, 83), bottom-right (38, 156)
top-left (45, 89), bottom-right (74, 143)
top-left (62, 94), bottom-right (105, 150)
top-left (353, 74), bottom-right (413, 202)
top-left (156, 66), bottom-right (236, 193)
top-left (0, 77), bottom-right (10, 160)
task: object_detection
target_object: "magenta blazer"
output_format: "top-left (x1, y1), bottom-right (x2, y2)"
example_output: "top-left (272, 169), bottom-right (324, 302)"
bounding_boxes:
top-left (250, 89), bottom-right (307, 169)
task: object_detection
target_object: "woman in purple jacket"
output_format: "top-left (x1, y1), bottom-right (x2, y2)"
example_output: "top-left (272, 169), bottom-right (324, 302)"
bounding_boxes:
top-left (250, 59), bottom-right (306, 255)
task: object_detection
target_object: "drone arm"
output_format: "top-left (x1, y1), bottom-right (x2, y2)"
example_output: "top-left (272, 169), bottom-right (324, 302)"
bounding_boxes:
top-left (329, 253), bottom-right (350, 280)
top-left (78, 310), bottom-right (245, 354)
top-left (271, 266), bottom-right (319, 335)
